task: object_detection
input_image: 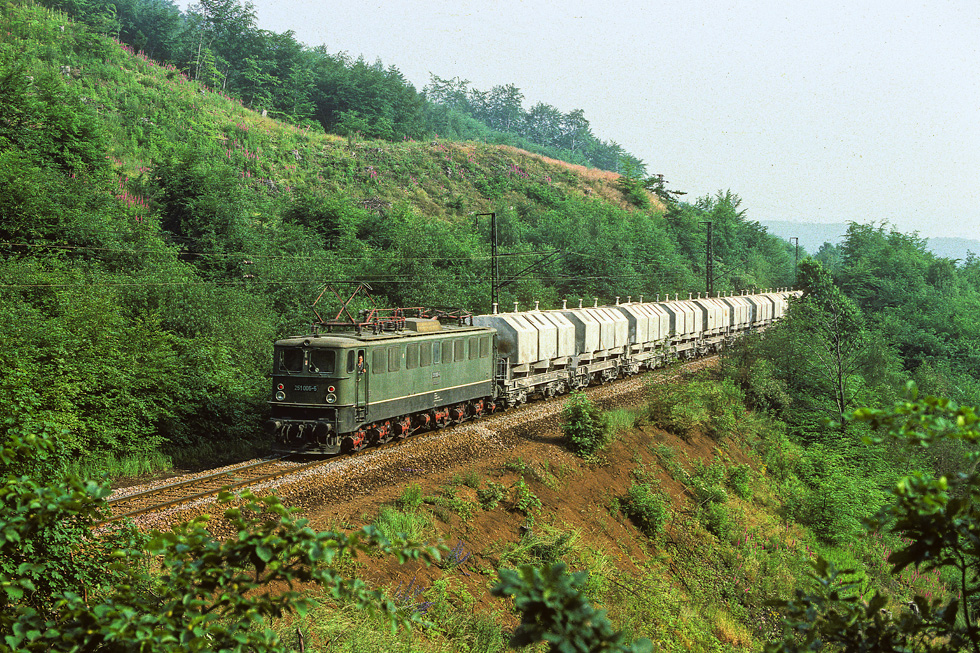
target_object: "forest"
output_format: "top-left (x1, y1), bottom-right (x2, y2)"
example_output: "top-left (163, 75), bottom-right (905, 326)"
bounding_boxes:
top-left (4, 0), bottom-right (980, 650)
top-left (38, 0), bottom-right (645, 171)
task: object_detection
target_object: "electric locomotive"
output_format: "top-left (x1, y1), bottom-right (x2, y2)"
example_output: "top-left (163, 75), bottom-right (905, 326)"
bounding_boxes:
top-left (266, 311), bottom-right (496, 454)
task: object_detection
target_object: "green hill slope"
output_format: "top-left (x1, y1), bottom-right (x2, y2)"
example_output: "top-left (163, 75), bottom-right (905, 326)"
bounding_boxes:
top-left (0, 0), bottom-right (796, 470)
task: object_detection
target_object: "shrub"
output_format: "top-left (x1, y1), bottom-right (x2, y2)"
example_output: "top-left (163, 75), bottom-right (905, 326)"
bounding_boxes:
top-left (478, 480), bottom-right (507, 510)
top-left (622, 483), bottom-right (667, 537)
top-left (563, 392), bottom-right (609, 456)
top-left (492, 563), bottom-right (654, 652)
top-left (511, 478), bottom-right (541, 519)
top-left (690, 459), bottom-right (728, 505)
top-left (447, 495), bottom-right (475, 522)
top-left (646, 377), bottom-right (746, 441)
top-left (782, 445), bottom-right (883, 545)
top-left (697, 502), bottom-right (733, 539)
top-left (454, 469), bottom-right (482, 489)
top-left (726, 464), bottom-right (753, 500)
top-left (396, 483), bottom-right (424, 511)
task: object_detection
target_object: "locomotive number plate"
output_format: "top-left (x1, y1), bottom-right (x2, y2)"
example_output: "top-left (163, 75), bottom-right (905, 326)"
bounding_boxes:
top-left (293, 384), bottom-right (318, 392)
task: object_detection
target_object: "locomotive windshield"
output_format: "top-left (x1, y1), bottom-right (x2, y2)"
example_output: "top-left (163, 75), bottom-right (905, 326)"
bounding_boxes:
top-left (276, 347), bottom-right (337, 374)
top-left (278, 348), bottom-right (303, 373)
top-left (309, 349), bottom-right (336, 374)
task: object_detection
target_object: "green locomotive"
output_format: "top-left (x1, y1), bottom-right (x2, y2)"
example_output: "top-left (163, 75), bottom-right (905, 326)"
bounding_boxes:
top-left (266, 314), bottom-right (496, 454)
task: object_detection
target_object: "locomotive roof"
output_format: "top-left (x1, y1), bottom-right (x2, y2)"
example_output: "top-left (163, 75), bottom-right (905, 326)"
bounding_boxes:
top-left (275, 323), bottom-right (493, 347)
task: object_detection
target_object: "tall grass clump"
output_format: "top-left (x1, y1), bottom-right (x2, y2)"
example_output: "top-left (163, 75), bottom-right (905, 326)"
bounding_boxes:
top-left (647, 374), bottom-right (746, 441)
top-left (373, 506), bottom-right (430, 542)
top-left (605, 407), bottom-right (644, 436)
top-left (375, 486), bottom-right (431, 542)
top-left (67, 450), bottom-right (174, 480)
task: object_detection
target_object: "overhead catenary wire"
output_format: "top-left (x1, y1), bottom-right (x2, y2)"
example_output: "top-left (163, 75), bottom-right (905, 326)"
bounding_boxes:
top-left (0, 241), bottom-right (561, 264)
top-left (0, 272), bottom-right (659, 289)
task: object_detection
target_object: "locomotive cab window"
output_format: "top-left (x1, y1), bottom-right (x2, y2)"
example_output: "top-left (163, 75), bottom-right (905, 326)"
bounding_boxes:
top-left (309, 350), bottom-right (336, 374)
top-left (278, 348), bottom-right (303, 373)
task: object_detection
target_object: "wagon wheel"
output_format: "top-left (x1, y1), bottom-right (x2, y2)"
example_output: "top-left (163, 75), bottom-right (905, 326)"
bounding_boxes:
top-left (350, 428), bottom-right (367, 452)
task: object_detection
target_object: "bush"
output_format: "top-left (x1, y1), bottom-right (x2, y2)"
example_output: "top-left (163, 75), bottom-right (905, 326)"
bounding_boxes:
top-left (621, 483), bottom-right (667, 537)
top-left (563, 392), bottom-right (609, 456)
top-left (646, 377), bottom-right (746, 441)
top-left (697, 502), bottom-right (733, 539)
top-left (492, 563), bottom-right (654, 652)
top-left (782, 445), bottom-right (883, 546)
top-left (726, 464), bottom-right (753, 500)
top-left (511, 478), bottom-right (541, 519)
top-left (690, 459), bottom-right (728, 505)
top-left (478, 480), bottom-right (507, 510)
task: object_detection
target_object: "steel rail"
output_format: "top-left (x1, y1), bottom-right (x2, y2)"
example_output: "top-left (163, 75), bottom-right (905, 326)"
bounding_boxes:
top-left (99, 456), bottom-right (317, 525)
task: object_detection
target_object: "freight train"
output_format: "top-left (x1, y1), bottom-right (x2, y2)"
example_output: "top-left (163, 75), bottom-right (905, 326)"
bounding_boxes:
top-left (266, 290), bottom-right (799, 454)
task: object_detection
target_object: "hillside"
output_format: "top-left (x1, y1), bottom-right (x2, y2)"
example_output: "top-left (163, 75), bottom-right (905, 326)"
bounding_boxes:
top-left (7, 2), bottom-right (980, 651)
top-left (110, 363), bottom-right (919, 652)
top-left (1, 0), bottom-right (798, 473)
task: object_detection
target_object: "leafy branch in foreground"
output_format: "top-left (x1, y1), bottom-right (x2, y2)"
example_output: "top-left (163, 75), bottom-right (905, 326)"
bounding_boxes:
top-left (2, 430), bottom-right (439, 652)
top-left (492, 562), bottom-right (653, 653)
top-left (767, 383), bottom-right (980, 653)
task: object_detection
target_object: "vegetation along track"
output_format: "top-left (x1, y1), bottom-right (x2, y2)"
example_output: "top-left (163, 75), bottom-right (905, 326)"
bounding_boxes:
top-left (101, 355), bottom-right (716, 529)
top-left (100, 456), bottom-right (318, 526)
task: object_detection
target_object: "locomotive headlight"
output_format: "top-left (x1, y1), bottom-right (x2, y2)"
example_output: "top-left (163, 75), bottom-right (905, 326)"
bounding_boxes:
top-left (326, 393), bottom-right (337, 404)
top-left (275, 391), bottom-right (286, 401)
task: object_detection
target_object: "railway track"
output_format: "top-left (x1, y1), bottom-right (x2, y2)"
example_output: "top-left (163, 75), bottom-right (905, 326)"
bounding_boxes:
top-left (99, 456), bottom-right (322, 526)
top-left (98, 356), bottom-right (716, 528)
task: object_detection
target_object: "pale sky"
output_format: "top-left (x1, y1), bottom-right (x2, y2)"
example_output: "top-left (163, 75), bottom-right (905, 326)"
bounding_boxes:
top-left (191, 0), bottom-right (980, 240)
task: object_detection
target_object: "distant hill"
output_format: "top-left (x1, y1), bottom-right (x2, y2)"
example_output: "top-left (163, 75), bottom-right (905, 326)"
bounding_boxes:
top-left (923, 237), bottom-right (980, 261)
top-left (759, 220), bottom-right (979, 261)
top-left (757, 221), bottom-right (850, 256)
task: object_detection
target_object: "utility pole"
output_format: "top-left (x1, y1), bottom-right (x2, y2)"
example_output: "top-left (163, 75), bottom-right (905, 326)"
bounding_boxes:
top-left (789, 237), bottom-right (799, 286)
top-left (700, 221), bottom-right (713, 296)
top-left (475, 213), bottom-right (499, 312)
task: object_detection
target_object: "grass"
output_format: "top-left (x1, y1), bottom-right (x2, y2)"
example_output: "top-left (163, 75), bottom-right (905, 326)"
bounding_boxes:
top-left (397, 483), bottom-right (425, 510)
top-left (450, 469), bottom-right (482, 489)
top-left (373, 505), bottom-right (431, 543)
top-left (495, 524), bottom-right (577, 568)
top-left (68, 450), bottom-right (174, 481)
top-left (605, 407), bottom-right (644, 436)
